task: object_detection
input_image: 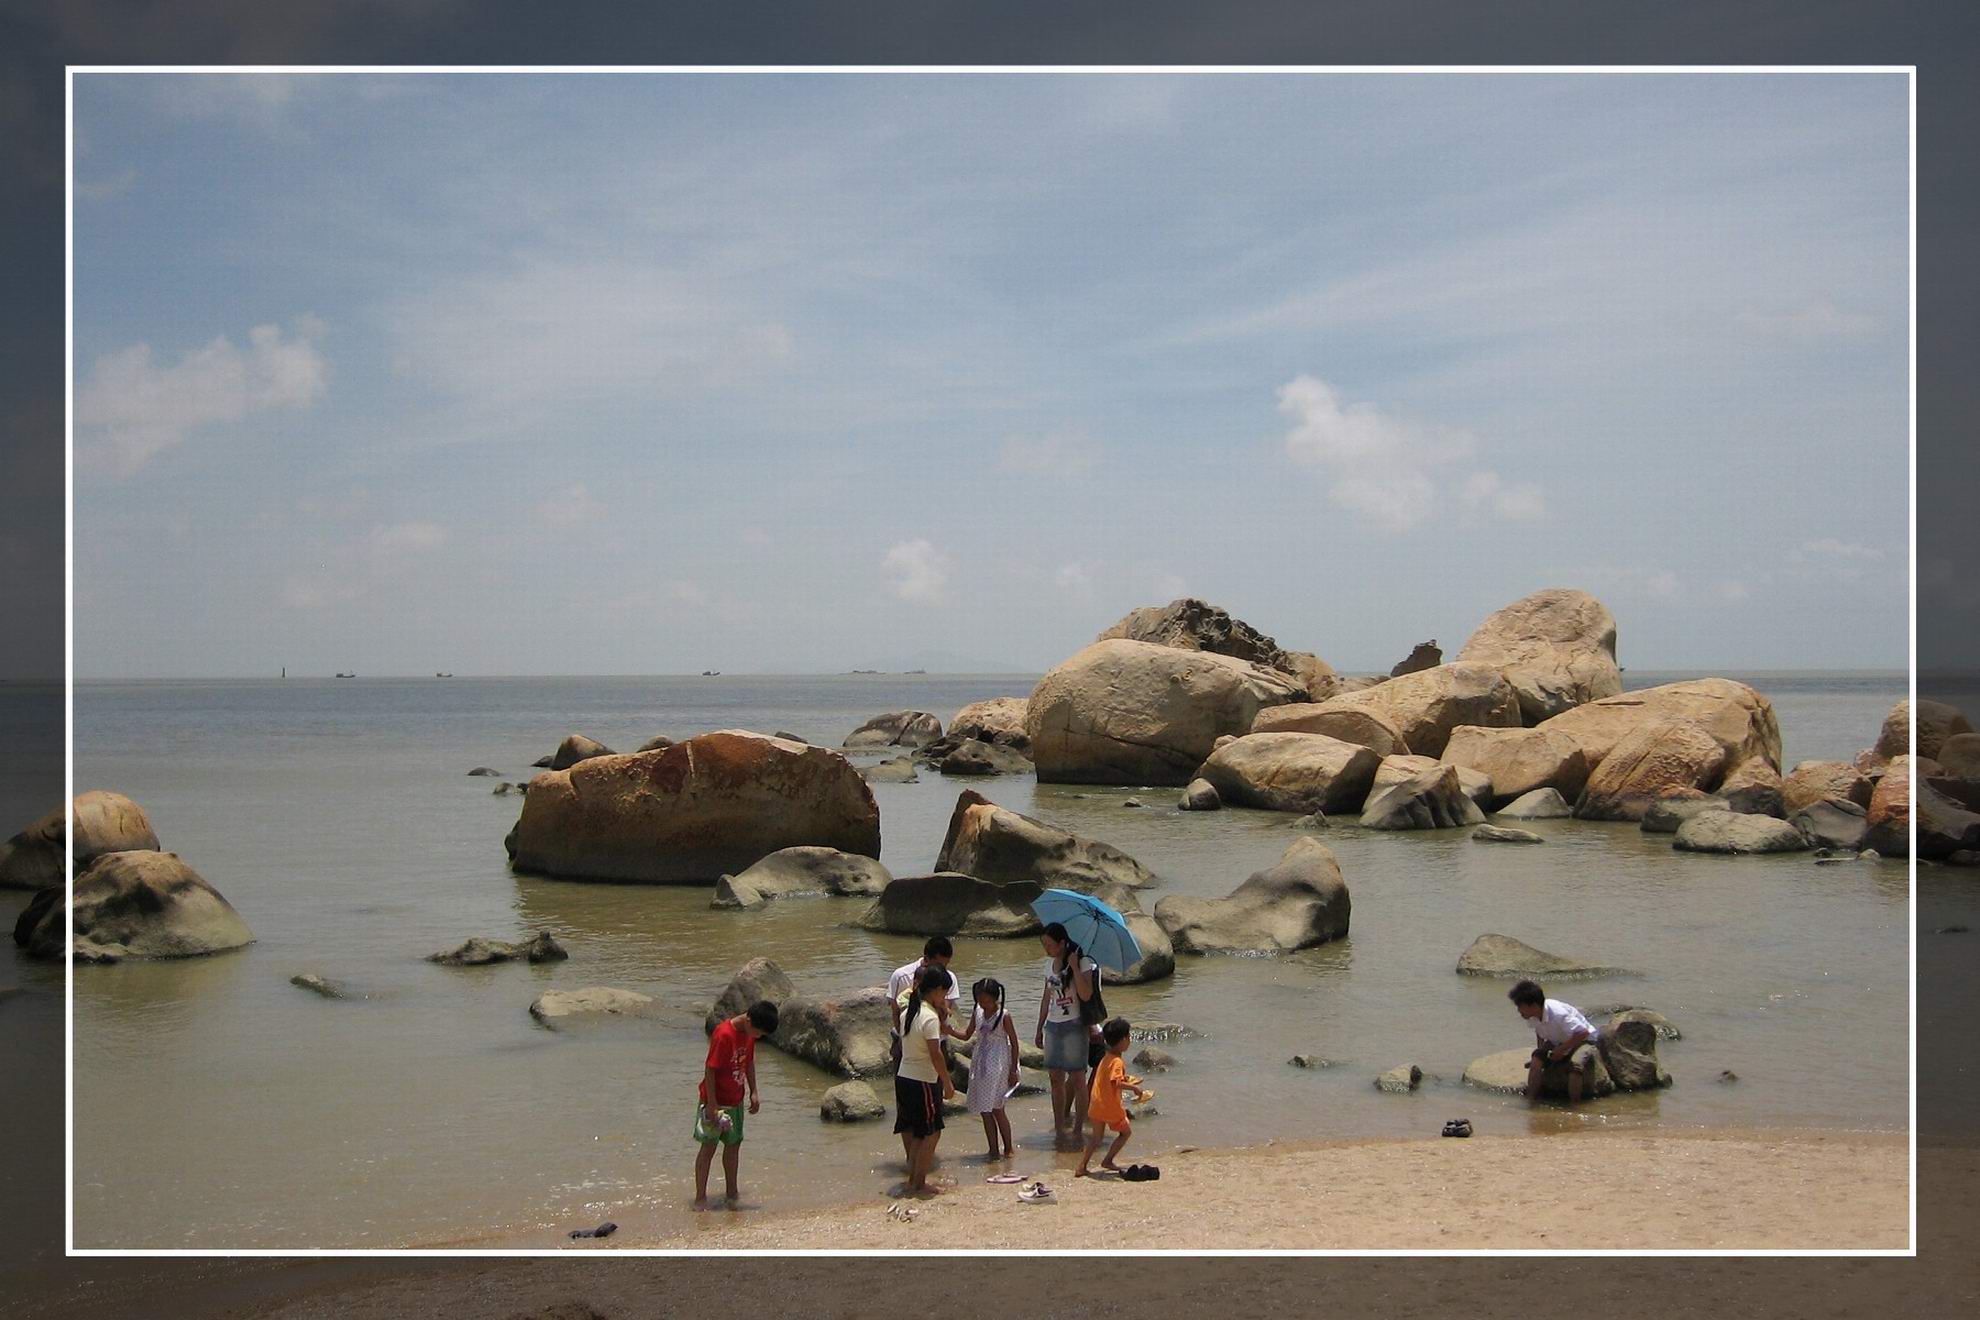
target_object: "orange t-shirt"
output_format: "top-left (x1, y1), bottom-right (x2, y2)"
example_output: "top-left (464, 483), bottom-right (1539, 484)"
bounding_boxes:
top-left (1088, 1053), bottom-right (1129, 1123)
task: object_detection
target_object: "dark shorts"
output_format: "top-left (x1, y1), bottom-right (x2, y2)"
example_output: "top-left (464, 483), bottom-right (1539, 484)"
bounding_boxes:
top-left (893, 1074), bottom-right (944, 1139)
top-left (1533, 1043), bottom-right (1600, 1072)
top-left (1088, 1039), bottom-right (1106, 1071)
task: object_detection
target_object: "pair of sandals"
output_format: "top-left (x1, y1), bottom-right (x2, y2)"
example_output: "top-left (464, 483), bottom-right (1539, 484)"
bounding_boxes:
top-left (1441, 1119), bottom-right (1473, 1138)
top-left (1120, 1163), bottom-right (1160, 1182)
top-left (886, 1202), bottom-right (919, 1222)
top-left (567, 1220), bottom-right (618, 1239)
top-left (1017, 1181), bottom-right (1056, 1202)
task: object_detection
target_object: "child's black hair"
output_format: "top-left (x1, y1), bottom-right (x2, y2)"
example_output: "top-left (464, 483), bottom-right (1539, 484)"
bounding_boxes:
top-left (1102, 1017), bottom-right (1131, 1047)
top-left (747, 1000), bottom-right (780, 1034)
top-left (903, 962), bottom-right (951, 1037)
top-left (1508, 980), bottom-right (1546, 1008)
top-left (923, 936), bottom-right (954, 960)
top-left (972, 977), bottom-right (1006, 1015)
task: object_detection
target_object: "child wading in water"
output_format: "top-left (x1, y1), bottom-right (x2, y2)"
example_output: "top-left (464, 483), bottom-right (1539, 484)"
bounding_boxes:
top-left (693, 999), bottom-right (779, 1209)
top-left (1076, 1017), bottom-right (1148, 1177)
top-left (955, 977), bottom-right (1021, 1161)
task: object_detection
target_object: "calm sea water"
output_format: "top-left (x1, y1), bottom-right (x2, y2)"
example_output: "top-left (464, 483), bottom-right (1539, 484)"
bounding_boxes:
top-left (25, 670), bottom-right (1919, 1247)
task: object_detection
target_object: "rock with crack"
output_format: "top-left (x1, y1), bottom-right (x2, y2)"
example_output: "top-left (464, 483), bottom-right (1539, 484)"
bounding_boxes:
top-left (1671, 811), bottom-right (1809, 855)
top-left (1456, 933), bottom-right (1625, 979)
top-left (15, 850), bottom-right (253, 963)
top-left (1456, 588), bottom-right (1622, 723)
top-left (1496, 788), bottom-right (1573, 819)
top-left (1574, 718), bottom-right (1731, 822)
top-left (843, 712), bottom-right (944, 750)
top-left (947, 697), bottom-right (1031, 750)
top-left (1791, 799), bottom-right (1870, 852)
top-left (529, 987), bottom-right (657, 1027)
top-left (1300, 663), bottom-right (1521, 758)
top-left (0, 790), bottom-right (161, 892)
top-left (712, 847), bottom-right (894, 910)
top-left (427, 932), bottom-right (568, 966)
top-left (934, 789), bottom-right (1157, 891)
top-left (1360, 765), bottom-right (1486, 831)
top-left (1543, 678), bottom-right (1781, 779)
top-left (1153, 837), bottom-right (1350, 955)
top-left (1194, 732), bottom-right (1381, 815)
top-left (1250, 703), bottom-right (1411, 758)
top-left (1440, 726), bottom-right (1590, 807)
top-left (858, 872), bottom-right (1045, 938)
top-left (819, 1080), bottom-right (888, 1122)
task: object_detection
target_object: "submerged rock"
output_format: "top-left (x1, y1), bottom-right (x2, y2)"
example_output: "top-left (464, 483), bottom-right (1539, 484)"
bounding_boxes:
top-left (1375, 1063), bottom-right (1423, 1094)
top-left (934, 789), bottom-right (1157, 891)
top-left (1472, 824), bottom-right (1545, 844)
top-left (1464, 1022), bottom-right (1670, 1099)
top-left (15, 850), bottom-right (253, 963)
top-left (1084, 883), bottom-right (1176, 984)
top-left (1456, 934), bottom-right (1624, 979)
top-left (819, 1080), bottom-right (888, 1122)
top-left (935, 738), bottom-right (1032, 777)
top-left (704, 957), bottom-right (797, 1033)
top-left (857, 872), bottom-right (1044, 938)
top-left (427, 932), bottom-right (568, 966)
top-left (712, 847), bottom-right (894, 910)
top-left (773, 987), bottom-right (895, 1078)
top-left (861, 757), bottom-right (919, 784)
top-left (1671, 810), bottom-right (1810, 856)
top-left (1639, 789), bottom-right (1729, 835)
top-left (508, 730), bottom-right (880, 884)
top-left (948, 697), bottom-right (1031, 750)
top-left (1791, 799), bottom-right (1870, 852)
top-left (1782, 760), bottom-right (1874, 815)
top-left (1026, 639), bottom-right (1307, 785)
top-left (290, 974), bottom-right (349, 999)
top-left (1153, 837), bottom-right (1350, 955)
top-left (549, 734), bottom-right (614, 771)
top-left (1462, 1047), bottom-right (1613, 1100)
top-left (529, 986), bottom-right (657, 1027)
top-left (1178, 778), bottom-right (1222, 811)
top-left (467, 766), bottom-right (503, 777)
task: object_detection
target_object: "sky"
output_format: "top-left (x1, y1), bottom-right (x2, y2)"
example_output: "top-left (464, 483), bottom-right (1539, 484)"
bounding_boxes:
top-left (69, 71), bottom-right (1910, 678)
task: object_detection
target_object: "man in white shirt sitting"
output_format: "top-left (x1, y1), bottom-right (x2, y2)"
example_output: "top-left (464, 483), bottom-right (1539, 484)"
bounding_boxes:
top-left (1509, 979), bottom-right (1601, 1106)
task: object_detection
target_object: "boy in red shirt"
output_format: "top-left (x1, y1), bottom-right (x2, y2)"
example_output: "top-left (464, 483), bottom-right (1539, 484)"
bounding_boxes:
top-left (695, 1000), bottom-right (780, 1208)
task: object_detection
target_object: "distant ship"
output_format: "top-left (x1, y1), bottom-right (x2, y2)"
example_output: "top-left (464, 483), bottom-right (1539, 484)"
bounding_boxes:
top-left (701, 670), bottom-right (721, 676)
top-left (434, 672), bottom-right (453, 678)
top-left (334, 672), bottom-right (355, 679)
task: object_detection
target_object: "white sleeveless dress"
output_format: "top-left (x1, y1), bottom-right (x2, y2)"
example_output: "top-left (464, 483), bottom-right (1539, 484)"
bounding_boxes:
top-left (965, 1007), bottom-right (1016, 1114)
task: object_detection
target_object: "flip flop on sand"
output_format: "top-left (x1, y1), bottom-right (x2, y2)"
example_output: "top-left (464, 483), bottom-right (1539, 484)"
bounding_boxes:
top-left (1018, 1182), bottom-right (1055, 1203)
top-left (986, 1173), bottom-right (1026, 1184)
top-left (1122, 1165), bottom-right (1160, 1182)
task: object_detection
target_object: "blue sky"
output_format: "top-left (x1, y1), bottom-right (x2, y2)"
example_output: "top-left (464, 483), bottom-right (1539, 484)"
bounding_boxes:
top-left (71, 72), bottom-right (1909, 677)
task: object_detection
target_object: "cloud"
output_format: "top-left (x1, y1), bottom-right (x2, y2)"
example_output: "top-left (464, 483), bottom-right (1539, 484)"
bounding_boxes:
top-left (882, 538), bottom-right (952, 604)
top-left (1054, 561), bottom-right (1099, 599)
top-left (1738, 301), bottom-right (1877, 339)
top-left (1790, 537), bottom-right (1885, 563)
top-left (77, 319), bottom-right (327, 476)
top-left (530, 483), bottom-right (605, 532)
top-left (1279, 375), bottom-right (1503, 532)
top-left (999, 431), bottom-right (1101, 477)
top-left (1458, 470), bottom-right (1546, 521)
top-left (366, 522), bottom-right (445, 555)
top-left (1645, 570), bottom-right (1681, 600)
top-left (281, 572), bottom-right (363, 610)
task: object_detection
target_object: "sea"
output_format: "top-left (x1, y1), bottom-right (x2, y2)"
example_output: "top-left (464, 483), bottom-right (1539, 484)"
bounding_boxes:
top-left (8, 669), bottom-right (1924, 1247)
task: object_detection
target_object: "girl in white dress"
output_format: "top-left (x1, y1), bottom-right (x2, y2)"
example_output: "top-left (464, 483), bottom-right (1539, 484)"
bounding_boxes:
top-left (956, 977), bottom-right (1021, 1161)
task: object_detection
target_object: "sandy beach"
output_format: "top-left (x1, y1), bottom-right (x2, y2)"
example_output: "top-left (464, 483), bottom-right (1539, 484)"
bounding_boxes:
top-left (549, 1126), bottom-right (1907, 1252)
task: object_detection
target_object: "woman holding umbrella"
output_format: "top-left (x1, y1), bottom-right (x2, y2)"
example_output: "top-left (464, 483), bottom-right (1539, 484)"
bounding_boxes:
top-left (1035, 921), bottom-right (1102, 1148)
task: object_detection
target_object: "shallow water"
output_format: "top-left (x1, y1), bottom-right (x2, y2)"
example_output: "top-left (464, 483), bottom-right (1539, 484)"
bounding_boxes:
top-left (47, 670), bottom-right (1915, 1248)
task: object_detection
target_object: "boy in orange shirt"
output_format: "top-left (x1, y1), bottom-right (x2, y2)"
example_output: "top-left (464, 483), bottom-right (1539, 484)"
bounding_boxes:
top-left (1075, 1017), bottom-right (1149, 1177)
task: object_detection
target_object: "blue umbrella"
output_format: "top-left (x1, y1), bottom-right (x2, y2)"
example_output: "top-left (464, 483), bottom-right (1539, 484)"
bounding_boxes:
top-left (1031, 888), bottom-right (1143, 972)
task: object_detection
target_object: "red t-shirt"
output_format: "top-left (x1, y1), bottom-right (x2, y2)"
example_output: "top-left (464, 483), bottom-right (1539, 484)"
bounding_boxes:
top-left (700, 1018), bottom-right (753, 1107)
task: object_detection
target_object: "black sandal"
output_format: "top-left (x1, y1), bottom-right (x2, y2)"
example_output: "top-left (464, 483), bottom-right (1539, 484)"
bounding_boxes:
top-left (1441, 1120), bottom-right (1473, 1138)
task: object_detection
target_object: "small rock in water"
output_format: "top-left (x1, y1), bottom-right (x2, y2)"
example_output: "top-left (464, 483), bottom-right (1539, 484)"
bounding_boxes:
top-left (1133, 1046), bottom-right (1176, 1072)
top-left (467, 767), bottom-right (502, 777)
top-left (1472, 825), bottom-right (1545, 845)
top-left (1375, 1064), bottom-right (1424, 1094)
top-left (289, 974), bottom-right (347, 999)
top-left (1132, 1021), bottom-right (1201, 1042)
top-left (1289, 1054), bottom-right (1338, 1069)
top-left (1290, 812), bottom-right (1329, 830)
top-left (1860, 849), bottom-right (1881, 861)
top-left (1718, 1070), bottom-right (1740, 1084)
top-left (1937, 924), bottom-right (1970, 935)
top-left (1123, 797), bottom-right (1144, 808)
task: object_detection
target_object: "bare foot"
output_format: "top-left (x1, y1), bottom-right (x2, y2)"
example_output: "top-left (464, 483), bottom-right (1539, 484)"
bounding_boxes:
top-left (1100, 1160), bottom-right (1124, 1172)
top-left (1075, 1167), bottom-right (1091, 1178)
top-left (691, 1197), bottom-right (711, 1211)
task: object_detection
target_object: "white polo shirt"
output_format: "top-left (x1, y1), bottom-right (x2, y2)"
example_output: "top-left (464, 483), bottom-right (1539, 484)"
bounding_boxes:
top-left (1532, 999), bottom-right (1600, 1050)
top-left (887, 958), bottom-right (959, 1037)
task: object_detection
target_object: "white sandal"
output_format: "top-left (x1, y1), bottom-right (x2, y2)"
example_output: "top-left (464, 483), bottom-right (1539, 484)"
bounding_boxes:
top-left (1018, 1182), bottom-right (1055, 1203)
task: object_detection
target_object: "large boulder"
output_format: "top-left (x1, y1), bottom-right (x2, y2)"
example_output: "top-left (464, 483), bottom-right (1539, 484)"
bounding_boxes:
top-left (1792, 799), bottom-right (1870, 852)
top-left (1371, 754), bottom-right (1492, 804)
top-left (1440, 726), bottom-right (1590, 806)
top-left (934, 789), bottom-right (1157, 891)
top-left (1193, 733), bottom-right (1382, 815)
top-left (1178, 778), bottom-right (1222, 811)
top-left (1250, 703), bottom-right (1410, 757)
top-left (712, 847), bottom-right (894, 910)
top-left (1306, 663), bottom-right (1521, 758)
top-left (1672, 811), bottom-right (1810, 855)
top-left (1026, 639), bottom-right (1307, 785)
top-left (549, 734), bottom-right (615, 771)
top-left (844, 711), bottom-right (943, 749)
top-left (529, 987), bottom-right (657, 1027)
top-left (1541, 678), bottom-right (1782, 776)
top-left (772, 986), bottom-right (895, 1077)
top-left (0, 790), bottom-right (162, 891)
top-left (1937, 733), bottom-right (1980, 781)
top-left (1456, 588), bottom-right (1622, 723)
top-left (1496, 788), bottom-right (1573, 819)
top-left (857, 873), bottom-right (1044, 937)
top-left (949, 697), bottom-right (1031, 749)
top-left (1153, 837), bottom-right (1350, 954)
top-left (14, 850), bottom-right (253, 963)
top-left (861, 757), bottom-right (919, 784)
top-left (1574, 718), bottom-right (1730, 821)
top-left (1464, 1020), bottom-right (1668, 1098)
top-left (1456, 933), bottom-right (1623, 979)
top-left (1361, 765), bottom-right (1487, 830)
top-left (1598, 1016), bottom-right (1673, 1091)
top-left (1782, 761), bottom-right (1874, 815)
top-left (705, 957), bottom-right (797, 1033)
top-left (1866, 756), bottom-right (1980, 859)
top-left (1096, 597), bottom-right (1294, 672)
top-left (1718, 758), bottom-right (1786, 817)
top-left (819, 1080), bottom-right (888, 1122)
top-left (506, 730), bottom-right (881, 883)
top-left (1873, 699), bottom-right (1973, 762)
top-left (1282, 651), bottom-right (1339, 702)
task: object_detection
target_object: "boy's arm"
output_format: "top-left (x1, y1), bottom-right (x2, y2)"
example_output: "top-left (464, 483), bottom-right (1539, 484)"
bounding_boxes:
top-left (1552, 1026), bottom-right (1591, 1060)
top-left (745, 1051), bottom-right (760, 1113)
top-left (702, 1066), bottom-right (724, 1123)
top-left (926, 1031), bottom-right (955, 1098)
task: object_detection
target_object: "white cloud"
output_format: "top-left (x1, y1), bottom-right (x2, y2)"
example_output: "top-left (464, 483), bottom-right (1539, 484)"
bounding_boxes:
top-left (531, 483), bottom-right (605, 532)
top-left (882, 538), bottom-right (952, 604)
top-left (1738, 301), bottom-right (1877, 339)
top-left (1279, 375), bottom-right (1498, 533)
top-left (1790, 537), bottom-right (1885, 563)
top-left (1645, 570), bottom-right (1681, 600)
top-left (366, 522), bottom-right (445, 555)
top-left (999, 431), bottom-right (1101, 477)
top-left (1054, 561), bottom-right (1099, 598)
top-left (77, 319), bottom-right (328, 476)
top-left (1459, 470), bottom-right (1546, 521)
